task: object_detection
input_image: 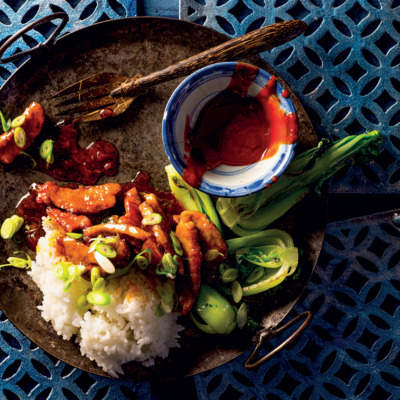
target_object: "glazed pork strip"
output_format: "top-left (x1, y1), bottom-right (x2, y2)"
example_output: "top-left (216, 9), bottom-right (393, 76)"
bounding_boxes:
top-left (0, 102), bottom-right (45, 164)
top-left (83, 223), bottom-right (152, 247)
top-left (56, 236), bottom-right (97, 266)
top-left (175, 214), bottom-right (203, 300)
top-left (118, 187), bottom-right (143, 227)
top-left (139, 194), bottom-right (175, 255)
top-left (46, 207), bottom-right (92, 232)
top-left (36, 181), bottom-right (121, 214)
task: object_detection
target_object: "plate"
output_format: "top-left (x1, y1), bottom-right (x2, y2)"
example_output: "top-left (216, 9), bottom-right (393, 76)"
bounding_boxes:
top-left (0, 17), bottom-right (326, 380)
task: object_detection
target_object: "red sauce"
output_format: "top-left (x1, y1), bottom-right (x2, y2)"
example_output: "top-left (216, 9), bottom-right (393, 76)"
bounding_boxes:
top-left (37, 124), bottom-right (118, 185)
top-left (15, 183), bottom-right (47, 251)
top-left (182, 63), bottom-right (298, 188)
top-left (100, 108), bottom-right (114, 119)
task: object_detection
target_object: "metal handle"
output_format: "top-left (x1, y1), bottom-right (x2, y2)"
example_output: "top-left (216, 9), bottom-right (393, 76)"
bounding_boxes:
top-left (0, 12), bottom-right (68, 64)
top-left (245, 311), bottom-right (312, 369)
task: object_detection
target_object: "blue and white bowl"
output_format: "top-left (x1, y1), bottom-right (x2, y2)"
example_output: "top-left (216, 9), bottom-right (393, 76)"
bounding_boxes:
top-left (162, 62), bottom-right (297, 197)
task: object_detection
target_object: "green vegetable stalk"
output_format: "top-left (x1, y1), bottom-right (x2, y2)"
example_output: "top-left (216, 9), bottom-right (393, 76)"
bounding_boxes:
top-left (217, 131), bottom-right (382, 236)
top-left (165, 164), bottom-right (224, 235)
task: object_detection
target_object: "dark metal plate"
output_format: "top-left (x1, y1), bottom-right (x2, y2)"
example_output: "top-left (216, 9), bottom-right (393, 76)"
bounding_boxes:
top-left (0, 17), bottom-right (326, 380)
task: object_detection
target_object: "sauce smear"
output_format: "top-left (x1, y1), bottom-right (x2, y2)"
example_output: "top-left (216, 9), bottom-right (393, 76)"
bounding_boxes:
top-left (37, 124), bottom-right (118, 185)
top-left (182, 63), bottom-right (298, 188)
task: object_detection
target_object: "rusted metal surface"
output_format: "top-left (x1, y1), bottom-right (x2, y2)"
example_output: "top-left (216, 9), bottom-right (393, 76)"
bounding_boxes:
top-left (0, 17), bottom-right (326, 380)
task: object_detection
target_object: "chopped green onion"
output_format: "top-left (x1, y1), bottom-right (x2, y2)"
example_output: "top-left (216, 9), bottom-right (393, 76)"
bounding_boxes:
top-left (232, 280), bottom-right (243, 303)
top-left (133, 249), bottom-right (152, 270)
top-left (170, 232), bottom-right (183, 256)
top-left (162, 253), bottom-right (178, 275)
top-left (86, 291), bottom-right (111, 306)
top-left (10, 215), bottom-right (24, 232)
top-left (237, 303), bottom-right (248, 329)
top-left (246, 266), bottom-right (265, 284)
top-left (154, 303), bottom-right (165, 317)
top-left (66, 232), bottom-right (83, 239)
top-left (221, 268), bottom-right (238, 282)
top-left (156, 281), bottom-right (174, 314)
top-left (39, 140), bottom-right (53, 160)
top-left (93, 277), bottom-right (106, 292)
top-left (94, 251), bottom-right (115, 274)
top-left (53, 262), bottom-right (69, 280)
top-left (95, 243), bottom-right (117, 258)
top-left (46, 152), bottom-right (54, 165)
top-left (0, 252), bottom-right (32, 269)
top-left (14, 127), bottom-right (26, 149)
top-left (91, 267), bottom-right (100, 285)
top-left (77, 294), bottom-right (88, 310)
top-left (142, 212), bottom-right (162, 226)
top-left (106, 264), bottom-right (132, 280)
top-left (204, 249), bottom-right (224, 262)
top-left (0, 111), bottom-right (10, 132)
top-left (63, 276), bottom-right (74, 292)
top-left (19, 151), bottom-right (37, 167)
top-left (11, 115), bottom-right (25, 128)
top-left (1, 218), bottom-right (14, 239)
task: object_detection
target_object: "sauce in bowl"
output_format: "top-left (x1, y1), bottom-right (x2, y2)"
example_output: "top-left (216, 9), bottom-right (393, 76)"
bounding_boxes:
top-left (182, 63), bottom-right (298, 188)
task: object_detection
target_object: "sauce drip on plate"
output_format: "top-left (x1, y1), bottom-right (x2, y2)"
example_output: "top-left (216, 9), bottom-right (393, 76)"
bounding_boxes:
top-left (37, 124), bottom-right (118, 185)
top-left (182, 63), bottom-right (298, 188)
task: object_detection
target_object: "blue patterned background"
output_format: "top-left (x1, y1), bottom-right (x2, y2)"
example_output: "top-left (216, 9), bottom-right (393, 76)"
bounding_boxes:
top-left (181, 0), bottom-right (400, 195)
top-left (1, 0), bottom-right (400, 399)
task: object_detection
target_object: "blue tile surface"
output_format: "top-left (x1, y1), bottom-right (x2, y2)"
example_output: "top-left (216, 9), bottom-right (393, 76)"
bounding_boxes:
top-left (0, 1), bottom-right (399, 399)
top-left (180, 0), bottom-right (400, 195)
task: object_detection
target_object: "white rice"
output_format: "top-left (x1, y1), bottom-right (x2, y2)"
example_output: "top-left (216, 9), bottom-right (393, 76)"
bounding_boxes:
top-left (29, 218), bottom-right (183, 377)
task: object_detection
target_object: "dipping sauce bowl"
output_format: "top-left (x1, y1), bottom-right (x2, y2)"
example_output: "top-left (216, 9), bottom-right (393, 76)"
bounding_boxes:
top-left (162, 62), bottom-right (298, 197)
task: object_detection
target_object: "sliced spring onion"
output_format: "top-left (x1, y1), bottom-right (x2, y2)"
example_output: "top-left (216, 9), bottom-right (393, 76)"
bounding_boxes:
top-left (204, 249), bottom-right (224, 262)
top-left (11, 114), bottom-right (25, 128)
top-left (77, 294), bottom-right (88, 310)
top-left (10, 215), bottom-right (24, 232)
top-left (192, 285), bottom-right (236, 335)
top-left (63, 277), bottom-right (74, 292)
top-left (39, 140), bottom-right (53, 160)
top-left (156, 281), bottom-right (175, 314)
top-left (170, 231), bottom-right (183, 256)
top-left (106, 264), bottom-right (132, 280)
top-left (246, 266), bottom-right (265, 284)
top-left (133, 249), bottom-right (152, 270)
top-left (162, 253), bottom-right (177, 274)
top-left (0, 252), bottom-right (32, 269)
top-left (93, 277), bottom-right (106, 292)
top-left (154, 303), bottom-right (165, 317)
top-left (0, 111), bottom-right (10, 132)
top-left (14, 127), bottom-right (26, 149)
top-left (94, 251), bottom-right (115, 274)
top-left (91, 267), bottom-right (100, 285)
top-left (86, 291), bottom-right (111, 306)
top-left (95, 243), bottom-right (117, 258)
top-left (142, 212), bottom-right (162, 226)
top-left (53, 262), bottom-right (69, 280)
top-left (232, 280), bottom-right (243, 303)
top-left (46, 152), bottom-right (54, 165)
top-left (237, 303), bottom-right (248, 329)
top-left (221, 268), bottom-right (238, 283)
top-left (66, 232), bottom-right (83, 239)
top-left (19, 151), bottom-right (37, 167)
top-left (1, 218), bottom-right (15, 239)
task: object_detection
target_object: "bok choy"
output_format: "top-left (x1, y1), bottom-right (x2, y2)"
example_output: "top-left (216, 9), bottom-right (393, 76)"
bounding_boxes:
top-left (216, 131), bottom-right (382, 236)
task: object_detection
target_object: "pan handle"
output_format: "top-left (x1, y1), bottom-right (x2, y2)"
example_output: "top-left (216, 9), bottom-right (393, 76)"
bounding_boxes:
top-left (0, 12), bottom-right (68, 65)
top-left (245, 311), bottom-right (312, 369)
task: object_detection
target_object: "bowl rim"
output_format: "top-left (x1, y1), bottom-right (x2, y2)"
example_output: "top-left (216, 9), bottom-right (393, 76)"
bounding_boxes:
top-left (162, 61), bottom-right (297, 197)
